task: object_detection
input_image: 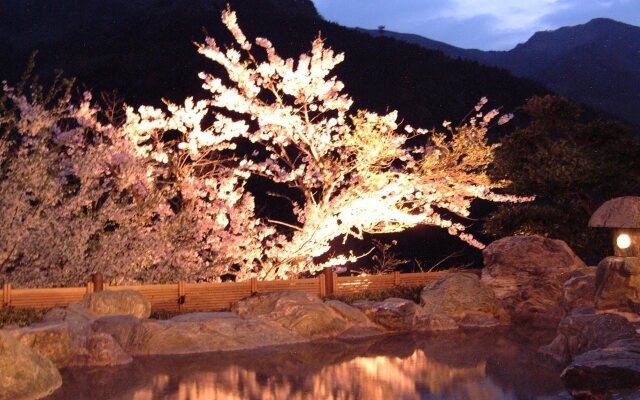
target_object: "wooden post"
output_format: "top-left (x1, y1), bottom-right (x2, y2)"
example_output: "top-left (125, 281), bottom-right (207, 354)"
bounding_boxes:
top-left (250, 277), bottom-right (258, 294)
top-left (319, 274), bottom-right (326, 297)
top-left (92, 273), bottom-right (104, 292)
top-left (2, 283), bottom-right (11, 307)
top-left (86, 281), bottom-right (94, 294)
top-left (323, 267), bottom-right (334, 296)
top-left (178, 280), bottom-right (186, 312)
top-left (394, 271), bottom-right (401, 286)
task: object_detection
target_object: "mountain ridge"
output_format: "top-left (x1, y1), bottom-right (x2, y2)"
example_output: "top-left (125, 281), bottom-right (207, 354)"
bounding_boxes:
top-left (362, 18), bottom-right (640, 125)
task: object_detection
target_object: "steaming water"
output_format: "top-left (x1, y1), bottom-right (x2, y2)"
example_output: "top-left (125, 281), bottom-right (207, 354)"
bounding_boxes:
top-left (47, 328), bottom-right (567, 400)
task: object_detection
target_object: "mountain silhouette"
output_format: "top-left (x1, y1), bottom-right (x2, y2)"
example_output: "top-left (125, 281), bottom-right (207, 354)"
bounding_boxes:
top-left (363, 18), bottom-right (640, 126)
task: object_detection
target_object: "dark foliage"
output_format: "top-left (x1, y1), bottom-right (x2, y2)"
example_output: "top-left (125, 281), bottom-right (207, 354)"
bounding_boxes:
top-left (326, 284), bottom-right (424, 304)
top-left (0, 307), bottom-right (50, 329)
top-left (485, 95), bottom-right (640, 263)
top-left (364, 18), bottom-right (640, 127)
top-left (0, 0), bottom-right (547, 128)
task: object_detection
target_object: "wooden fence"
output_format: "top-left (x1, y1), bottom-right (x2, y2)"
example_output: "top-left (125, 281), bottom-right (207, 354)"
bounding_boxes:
top-left (0, 269), bottom-right (448, 312)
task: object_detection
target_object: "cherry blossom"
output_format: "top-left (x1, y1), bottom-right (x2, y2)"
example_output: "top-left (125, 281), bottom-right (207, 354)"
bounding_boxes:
top-left (0, 9), bottom-right (531, 286)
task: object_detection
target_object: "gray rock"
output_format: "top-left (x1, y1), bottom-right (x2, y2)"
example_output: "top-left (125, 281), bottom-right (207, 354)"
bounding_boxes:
top-left (90, 293), bottom-right (385, 356)
top-left (352, 298), bottom-right (421, 331)
top-left (413, 313), bottom-right (458, 332)
top-left (539, 313), bottom-right (638, 363)
top-left (595, 257), bottom-right (640, 311)
top-left (482, 235), bottom-right (586, 326)
top-left (588, 196), bottom-right (640, 229)
top-left (325, 300), bottom-right (372, 325)
top-left (42, 303), bottom-right (93, 335)
top-left (0, 331), bottom-right (62, 400)
top-left (90, 315), bottom-right (143, 354)
top-left (562, 268), bottom-right (597, 312)
top-left (561, 338), bottom-right (640, 397)
top-left (75, 333), bottom-right (133, 367)
top-left (420, 272), bottom-right (507, 323)
top-left (83, 290), bottom-right (151, 319)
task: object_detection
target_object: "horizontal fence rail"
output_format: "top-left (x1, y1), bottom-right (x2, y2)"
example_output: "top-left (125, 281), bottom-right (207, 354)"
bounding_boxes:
top-left (0, 269), bottom-right (449, 312)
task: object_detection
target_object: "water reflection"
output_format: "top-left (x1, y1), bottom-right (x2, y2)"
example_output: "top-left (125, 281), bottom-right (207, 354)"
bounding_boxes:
top-left (49, 328), bottom-right (564, 400)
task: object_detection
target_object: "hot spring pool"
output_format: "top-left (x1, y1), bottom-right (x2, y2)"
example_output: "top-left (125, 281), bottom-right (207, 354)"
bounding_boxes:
top-left (46, 328), bottom-right (567, 399)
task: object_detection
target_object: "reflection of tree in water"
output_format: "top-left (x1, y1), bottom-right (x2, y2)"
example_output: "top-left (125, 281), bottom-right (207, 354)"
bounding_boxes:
top-left (53, 330), bottom-right (564, 400)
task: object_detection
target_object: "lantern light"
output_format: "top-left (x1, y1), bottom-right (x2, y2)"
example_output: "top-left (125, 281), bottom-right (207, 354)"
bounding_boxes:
top-left (617, 233), bottom-right (632, 250)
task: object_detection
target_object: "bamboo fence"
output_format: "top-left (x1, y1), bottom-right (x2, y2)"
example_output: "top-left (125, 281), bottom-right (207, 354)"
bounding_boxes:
top-left (0, 269), bottom-right (448, 312)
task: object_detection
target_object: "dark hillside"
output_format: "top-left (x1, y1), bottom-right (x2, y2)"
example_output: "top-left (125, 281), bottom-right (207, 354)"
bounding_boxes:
top-left (0, 0), bottom-right (547, 128)
top-left (363, 18), bottom-right (640, 126)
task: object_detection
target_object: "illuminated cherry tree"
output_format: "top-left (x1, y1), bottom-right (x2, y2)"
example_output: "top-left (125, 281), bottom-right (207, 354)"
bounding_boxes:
top-left (0, 9), bottom-right (529, 286)
top-left (140, 9), bottom-right (530, 279)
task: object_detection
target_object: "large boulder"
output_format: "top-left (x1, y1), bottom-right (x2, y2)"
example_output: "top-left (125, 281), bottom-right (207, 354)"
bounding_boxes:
top-left (538, 312), bottom-right (638, 363)
top-left (0, 331), bottom-right (62, 400)
top-left (420, 272), bottom-right (507, 324)
top-left (232, 291), bottom-right (376, 338)
top-left (482, 235), bottom-right (586, 326)
top-left (561, 338), bottom-right (640, 398)
top-left (594, 256), bottom-right (640, 312)
top-left (126, 313), bottom-right (304, 356)
top-left (351, 298), bottom-right (421, 331)
top-left (82, 290), bottom-right (151, 319)
top-left (4, 322), bottom-right (74, 367)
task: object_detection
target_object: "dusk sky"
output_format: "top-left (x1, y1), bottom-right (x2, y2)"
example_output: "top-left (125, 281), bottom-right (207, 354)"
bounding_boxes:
top-left (313, 0), bottom-right (640, 50)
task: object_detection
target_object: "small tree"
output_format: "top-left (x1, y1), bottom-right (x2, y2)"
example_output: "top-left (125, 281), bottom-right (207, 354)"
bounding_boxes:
top-left (0, 70), bottom-right (268, 286)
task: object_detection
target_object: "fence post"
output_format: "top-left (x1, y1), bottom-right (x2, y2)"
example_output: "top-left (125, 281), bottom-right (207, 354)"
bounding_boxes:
top-left (92, 273), bottom-right (104, 292)
top-left (250, 277), bottom-right (258, 294)
top-left (2, 283), bottom-right (11, 307)
top-left (319, 274), bottom-right (326, 297)
top-left (323, 267), bottom-right (333, 296)
top-left (86, 281), bottom-right (94, 294)
top-left (178, 280), bottom-right (185, 312)
top-left (394, 271), bottom-right (400, 286)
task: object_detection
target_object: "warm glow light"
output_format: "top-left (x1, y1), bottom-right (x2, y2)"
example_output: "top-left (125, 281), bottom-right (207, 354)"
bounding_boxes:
top-left (617, 233), bottom-right (632, 249)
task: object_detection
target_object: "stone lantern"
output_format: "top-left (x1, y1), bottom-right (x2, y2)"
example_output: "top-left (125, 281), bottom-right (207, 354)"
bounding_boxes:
top-left (589, 196), bottom-right (640, 311)
top-left (589, 196), bottom-right (640, 257)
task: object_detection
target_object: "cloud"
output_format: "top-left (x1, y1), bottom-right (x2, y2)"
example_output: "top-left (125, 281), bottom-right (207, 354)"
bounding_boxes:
top-left (439, 0), bottom-right (569, 32)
